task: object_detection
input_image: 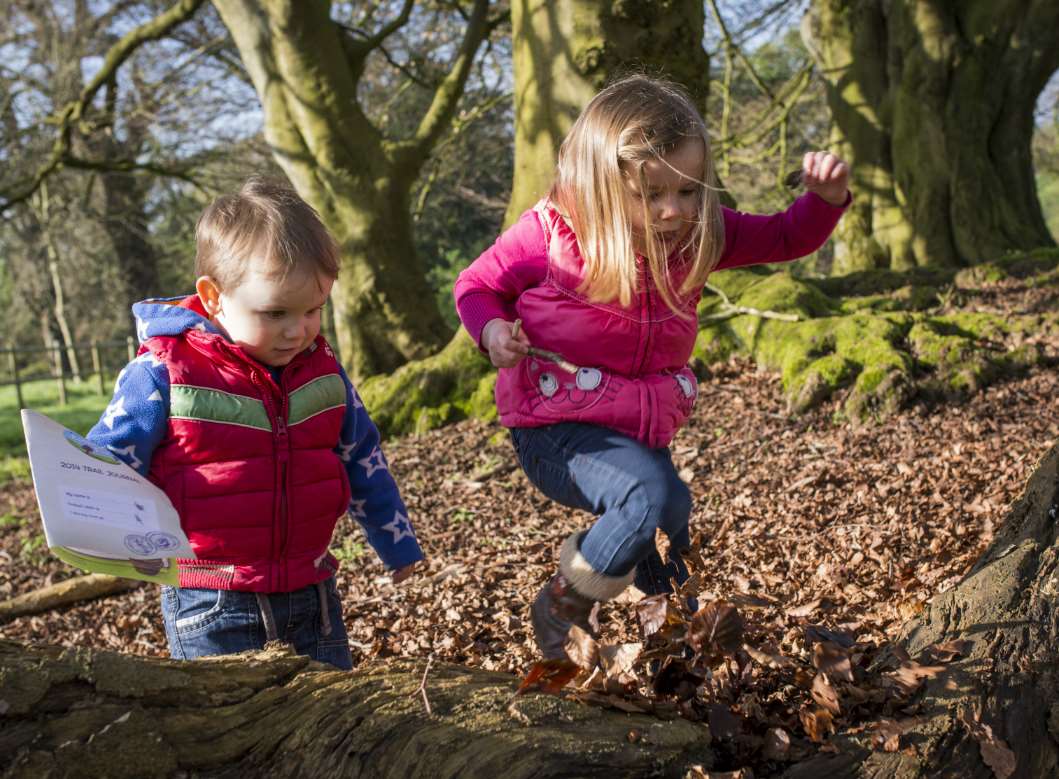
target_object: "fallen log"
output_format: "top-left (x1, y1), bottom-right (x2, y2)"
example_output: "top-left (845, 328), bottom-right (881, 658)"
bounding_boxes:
top-left (0, 573), bottom-right (139, 623)
top-left (0, 640), bottom-right (713, 777)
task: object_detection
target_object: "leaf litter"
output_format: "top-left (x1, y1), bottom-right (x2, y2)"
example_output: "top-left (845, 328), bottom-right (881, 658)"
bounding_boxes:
top-left (1, 352), bottom-right (1057, 775)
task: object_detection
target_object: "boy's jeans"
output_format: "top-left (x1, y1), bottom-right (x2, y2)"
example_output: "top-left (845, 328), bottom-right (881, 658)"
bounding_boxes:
top-left (160, 575), bottom-right (353, 670)
top-left (510, 422), bottom-right (692, 596)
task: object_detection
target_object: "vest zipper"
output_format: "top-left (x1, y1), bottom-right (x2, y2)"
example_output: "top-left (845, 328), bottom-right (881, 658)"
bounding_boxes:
top-left (275, 380), bottom-right (291, 593)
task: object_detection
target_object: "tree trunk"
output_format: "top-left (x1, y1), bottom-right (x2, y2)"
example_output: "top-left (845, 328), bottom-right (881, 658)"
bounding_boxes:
top-left (211, 0), bottom-right (495, 381)
top-left (506, 0), bottom-right (711, 224)
top-left (803, 0), bottom-right (1059, 274)
top-left (0, 642), bottom-right (713, 777)
top-left (783, 438), bottom-right (1059, 778)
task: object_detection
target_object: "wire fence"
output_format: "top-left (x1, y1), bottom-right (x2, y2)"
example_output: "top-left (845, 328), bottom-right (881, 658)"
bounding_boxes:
top-left (1, 337), bottom-right (136, 408)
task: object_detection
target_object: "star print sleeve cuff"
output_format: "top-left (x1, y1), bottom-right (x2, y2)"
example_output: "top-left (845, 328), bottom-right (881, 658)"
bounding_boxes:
top-left (336, 369), bottom-right (425, 570)
top-left (86, 356), bottom-right (170, 477)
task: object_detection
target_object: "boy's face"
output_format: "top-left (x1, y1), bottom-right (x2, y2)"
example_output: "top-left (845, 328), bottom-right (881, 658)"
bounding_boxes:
top-left (197, 261), bottom-right (334, 368)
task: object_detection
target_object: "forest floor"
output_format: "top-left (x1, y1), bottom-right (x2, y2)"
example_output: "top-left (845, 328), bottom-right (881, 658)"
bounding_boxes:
top-left (2, 286), bottom-right (1058, 772)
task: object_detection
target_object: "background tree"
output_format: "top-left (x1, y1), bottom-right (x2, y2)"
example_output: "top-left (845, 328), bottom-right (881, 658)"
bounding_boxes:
top-left (803, 0), bottom-right (1059, 274)
top-left (210, 0), bottom-right (507, 380)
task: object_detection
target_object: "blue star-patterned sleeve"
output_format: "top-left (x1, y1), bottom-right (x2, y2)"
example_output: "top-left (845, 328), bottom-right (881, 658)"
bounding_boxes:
top-left (335, 366), bottom-right (424, 570)
top-left (85, 353), bottom-right (170, 477)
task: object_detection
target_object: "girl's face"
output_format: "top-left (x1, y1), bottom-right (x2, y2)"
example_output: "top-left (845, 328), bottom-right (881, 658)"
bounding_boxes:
top-left (623, 137), bottom-right (705, 256)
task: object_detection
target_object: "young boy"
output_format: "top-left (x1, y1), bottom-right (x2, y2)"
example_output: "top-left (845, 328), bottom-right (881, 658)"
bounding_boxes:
top-left (87, 177), bottom-right (422, 669)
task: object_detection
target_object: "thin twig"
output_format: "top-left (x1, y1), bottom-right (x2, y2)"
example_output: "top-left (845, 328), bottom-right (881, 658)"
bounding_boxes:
top-left (417, 654), bottom-right (435, 716)
top-left (702, 282), bottom-right (800, 323)
top-left (527, 347), bottom-right (580, 374)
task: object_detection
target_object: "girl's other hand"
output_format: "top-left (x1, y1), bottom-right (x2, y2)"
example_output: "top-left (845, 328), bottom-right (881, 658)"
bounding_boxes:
top-left (482, 318), bottom-right (530, 368)
top-left (801, 151), bottom-right (850, 206)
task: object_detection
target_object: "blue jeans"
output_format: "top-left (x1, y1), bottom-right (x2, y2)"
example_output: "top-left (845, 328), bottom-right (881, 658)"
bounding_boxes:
top-left (160, 576), bottom-right (353, 670)
top-left (510, 422), bottom-right (692, 595)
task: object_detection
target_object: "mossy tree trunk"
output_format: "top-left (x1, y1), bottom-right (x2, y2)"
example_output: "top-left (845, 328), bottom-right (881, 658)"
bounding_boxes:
top-left (505, 0), bottom-right (710, 224)
top-left (0, 642), bottom-right (713, 777)
top-left (803, 0), bottom-right (1059, 274)
top-left (211, 0), bottom-right (498, 381)
top-left (783, 439), bottom-right (1059, 779)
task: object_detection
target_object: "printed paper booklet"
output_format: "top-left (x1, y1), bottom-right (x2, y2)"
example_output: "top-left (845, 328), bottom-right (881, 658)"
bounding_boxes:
top-left (21, 409), bottom-right (195, 585)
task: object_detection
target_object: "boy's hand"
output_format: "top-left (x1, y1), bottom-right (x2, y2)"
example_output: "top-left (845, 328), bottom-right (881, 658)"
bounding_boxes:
top-left (801, 151), bottom-right (849, 206)
top-left (392, 562), bottom-right (418, 584)
top-left (482, 318), bottom-right (530, 369)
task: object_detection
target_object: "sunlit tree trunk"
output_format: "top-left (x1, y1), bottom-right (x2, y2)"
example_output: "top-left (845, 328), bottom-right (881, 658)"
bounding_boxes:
top-left (804, 0), bottom-right (1059, 273)
top-left (506, 0), bottom-right (711, 224)
top-left (212, 0), bottom-right (496, 380)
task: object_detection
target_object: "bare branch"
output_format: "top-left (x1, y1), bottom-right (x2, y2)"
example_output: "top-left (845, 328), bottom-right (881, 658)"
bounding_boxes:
top-left (392, 0), bottom-right (491, 171)
top-left (0, 0), bottom-right (207, 215)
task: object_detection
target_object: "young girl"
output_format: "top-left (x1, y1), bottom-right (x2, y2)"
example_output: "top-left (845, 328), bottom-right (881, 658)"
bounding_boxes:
top-left (454, 75), bottom-right (849, 660)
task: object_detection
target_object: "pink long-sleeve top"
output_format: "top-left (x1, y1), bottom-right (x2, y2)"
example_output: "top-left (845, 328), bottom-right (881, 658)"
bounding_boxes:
top-left (454, 192), bottom-right (849, 447)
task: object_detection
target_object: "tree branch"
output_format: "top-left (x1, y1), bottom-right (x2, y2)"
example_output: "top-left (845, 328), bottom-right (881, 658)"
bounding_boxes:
top-left (393, 0), bottom-right (491, 171)
top-left (0, 0), bottom-right (207, 215)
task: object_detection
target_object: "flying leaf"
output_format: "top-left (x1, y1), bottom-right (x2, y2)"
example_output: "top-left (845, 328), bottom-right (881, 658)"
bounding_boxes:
top-left (516, 659), bottom-right (579, 696)
top-left (887, 661), bottom-right (946, 696)
top-left (800, 705), bottom-right (835, 743)
top-left (811, 673), bottom-right (841, 716)
top-left (688, 601), bottom-right (745, 656)
top-left (871, 719), bottom-right (904, 752)
top-left (959, 708), bottom-right (1017, 779)
top-left (565, 625), bottom-right (599, 670)
top-left (600, 643), bottom-right (643, 681)
top-left (812, 641), bottom-right (854, 682)
top-left (920, 639), bottom-right (972, 664)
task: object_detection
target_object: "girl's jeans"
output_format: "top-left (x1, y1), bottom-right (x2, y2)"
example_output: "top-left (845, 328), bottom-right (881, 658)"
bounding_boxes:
top-left (510, 422), bottom-right (692, 596)
top-left (160, 575), bottom-right (353, 670)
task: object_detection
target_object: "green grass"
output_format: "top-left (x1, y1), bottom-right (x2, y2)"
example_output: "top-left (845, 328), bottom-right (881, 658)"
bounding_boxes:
top-left (0, 376), bottom-right (111, 460)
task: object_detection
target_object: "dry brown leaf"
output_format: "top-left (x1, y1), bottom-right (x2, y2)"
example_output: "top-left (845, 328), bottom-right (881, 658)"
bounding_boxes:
top-left (887, 661), bottom-right (947, 695)
top-left (800, 705), bottom-right (835, 743)
top-left (812, 640), bottom-right (854, 682)
top-left (787, 599), bottom-right (821, 618)
top-left (565, 625), bottom-right (598, 670)
top-left (599, 642), bottom-right (642, 680)
top-left (872, 718), bottom-right (903, 752)
top-left (921, 639), bottom-right (973, 664)
top-left (811, 672), bottom-right (841, 716)
top-left (744, 644), bottom-right (796, 669)
top-left (959, 708), bottom-right (1017, 779)
top-left (688, 601), bottom-right (744, 656)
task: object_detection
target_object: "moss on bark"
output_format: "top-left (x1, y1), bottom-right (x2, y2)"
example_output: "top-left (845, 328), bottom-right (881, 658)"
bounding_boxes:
top-left (694, 250), bottom-right (1059, 421)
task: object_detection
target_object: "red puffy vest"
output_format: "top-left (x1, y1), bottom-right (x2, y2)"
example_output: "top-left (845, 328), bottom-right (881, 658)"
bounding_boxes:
top-left (143, 327), bottom-right (351, 592)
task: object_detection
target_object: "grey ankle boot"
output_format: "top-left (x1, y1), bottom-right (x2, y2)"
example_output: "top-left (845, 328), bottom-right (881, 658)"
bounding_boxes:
top-left (531, 532), bottom-right (636, 660)
top-left (530, 573), bottom-right (596, 660)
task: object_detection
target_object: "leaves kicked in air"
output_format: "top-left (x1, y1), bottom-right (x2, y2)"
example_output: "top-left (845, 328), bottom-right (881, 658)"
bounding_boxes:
top-left (688, 600), bottom-right (745, 659)
top-left (516, 659), bottom-right (580, 696)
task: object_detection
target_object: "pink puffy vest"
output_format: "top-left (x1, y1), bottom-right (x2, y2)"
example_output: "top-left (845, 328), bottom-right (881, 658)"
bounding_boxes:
top-left (144, 325), bottom-right (351, 592)
top-left (495, 202), bottom-right (700, 449)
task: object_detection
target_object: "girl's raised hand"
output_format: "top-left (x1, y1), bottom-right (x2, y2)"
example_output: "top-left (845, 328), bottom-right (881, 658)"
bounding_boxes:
top-left (482, 317), bottom-right (530, 368)
top-left (801, 151), bottom-right (850, 206)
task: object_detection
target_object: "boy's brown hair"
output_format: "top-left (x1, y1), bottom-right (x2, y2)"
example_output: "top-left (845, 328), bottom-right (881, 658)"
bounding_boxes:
top-left (195, 176), bottom-right (340, 290)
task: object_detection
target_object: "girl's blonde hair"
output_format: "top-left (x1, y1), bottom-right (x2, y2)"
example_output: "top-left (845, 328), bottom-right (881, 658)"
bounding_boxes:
top-left (549, 75), bottom-right (724, 314)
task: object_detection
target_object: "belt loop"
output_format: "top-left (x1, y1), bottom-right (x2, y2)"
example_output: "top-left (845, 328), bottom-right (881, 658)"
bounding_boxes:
top-left (316, 580), bottom-right (333, 637)
top-left (255, 592), bottom-right (280, 642)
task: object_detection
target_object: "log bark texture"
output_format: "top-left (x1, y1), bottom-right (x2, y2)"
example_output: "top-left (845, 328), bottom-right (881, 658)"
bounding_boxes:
top-left (0, 643), bottom-right (711, 778)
